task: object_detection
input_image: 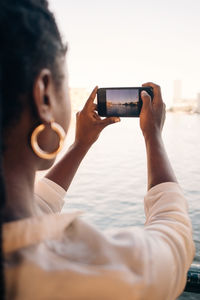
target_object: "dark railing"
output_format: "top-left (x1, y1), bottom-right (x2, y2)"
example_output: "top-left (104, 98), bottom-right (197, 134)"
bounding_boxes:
top-left (184, 264), bottom-right (200, 294)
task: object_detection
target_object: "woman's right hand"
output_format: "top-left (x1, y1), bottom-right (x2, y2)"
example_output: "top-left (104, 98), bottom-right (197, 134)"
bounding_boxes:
top-left (140, 82), bottom-right (166, 140)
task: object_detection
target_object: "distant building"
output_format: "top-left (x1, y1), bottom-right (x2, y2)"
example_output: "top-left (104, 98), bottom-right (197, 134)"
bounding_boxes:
top-left (170, 80), bottom-right (200, 114)
top-left (196, 93), bottom-right (200, 113)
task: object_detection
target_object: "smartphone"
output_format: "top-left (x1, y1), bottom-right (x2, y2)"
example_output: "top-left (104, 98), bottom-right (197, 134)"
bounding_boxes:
top-left (97, 87), bottom-right (153, 117)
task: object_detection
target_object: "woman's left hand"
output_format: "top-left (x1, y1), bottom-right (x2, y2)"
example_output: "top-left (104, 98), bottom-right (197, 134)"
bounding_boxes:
top-left (74, 86), bottom-right (120, 149)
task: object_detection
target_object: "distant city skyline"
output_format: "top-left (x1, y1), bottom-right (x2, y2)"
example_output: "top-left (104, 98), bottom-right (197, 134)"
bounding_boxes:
top-left (173, 79), bottom-right (199, 103)
top-left (49, 0), bottom-right (200, 107)
top-left (170, 79), bottom-right (200, 113)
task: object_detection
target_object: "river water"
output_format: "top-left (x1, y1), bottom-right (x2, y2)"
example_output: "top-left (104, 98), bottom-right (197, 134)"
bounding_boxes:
top-left (63, 112), bottom-right (200, 299)
top-left (107, 103), bottom-right (140, 116)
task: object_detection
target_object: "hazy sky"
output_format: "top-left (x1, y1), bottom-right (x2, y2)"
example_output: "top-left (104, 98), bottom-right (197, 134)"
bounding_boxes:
top-left (49, 0), bottom-right (200, 106)
top-left (107, 89), bottom-right (138, 104)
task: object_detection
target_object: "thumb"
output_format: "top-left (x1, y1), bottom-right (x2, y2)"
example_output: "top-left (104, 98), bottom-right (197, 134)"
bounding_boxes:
top-left (100, 117), bottom-right (121, 128)
top-left (141, 91), bottom-right (151, 111)
top-left (141, 90), bottom-right (151, 111)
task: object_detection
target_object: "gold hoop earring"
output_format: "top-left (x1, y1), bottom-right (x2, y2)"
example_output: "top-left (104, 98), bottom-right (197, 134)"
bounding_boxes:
top-left (31, 122), bottom-right (65, 160)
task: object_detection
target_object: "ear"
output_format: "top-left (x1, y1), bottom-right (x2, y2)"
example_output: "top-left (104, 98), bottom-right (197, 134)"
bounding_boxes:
top-left (33, 69), bottom-right (55, 123)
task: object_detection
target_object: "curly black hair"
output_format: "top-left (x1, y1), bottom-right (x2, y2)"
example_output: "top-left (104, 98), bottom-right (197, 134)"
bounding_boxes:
top-left (0, 0), bottom-right (67, 297)
top-left (1, 0), bottom-right (67, 130)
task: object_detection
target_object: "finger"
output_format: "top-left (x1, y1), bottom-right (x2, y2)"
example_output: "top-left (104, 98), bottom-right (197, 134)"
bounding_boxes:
top-left (84, 86), bottom-right (98, 110)
top-left (141, 90), bottom-right (151, 111)
top-left (142, 82), bottom-right (162, 103)
top-left (100, 117), bottom-right (120, 128)
top-left (142, 82), bottom-right (160, 89)
top-left (76, 111), bottom-right (80, 119)
top-left (93, 103), bottom-right (98, 111)
top-left (93, 111), bottom-right (101, 120)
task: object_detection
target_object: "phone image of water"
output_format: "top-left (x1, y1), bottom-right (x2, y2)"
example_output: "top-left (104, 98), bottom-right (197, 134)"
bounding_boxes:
top-left (106, 88), bottom-right (140, 117)
top-left (107, 102), bottom-right (139, 117)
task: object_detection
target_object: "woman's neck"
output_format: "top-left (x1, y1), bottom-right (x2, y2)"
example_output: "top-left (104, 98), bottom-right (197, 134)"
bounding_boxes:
top-left (3, 153), bottom-right (37, 222)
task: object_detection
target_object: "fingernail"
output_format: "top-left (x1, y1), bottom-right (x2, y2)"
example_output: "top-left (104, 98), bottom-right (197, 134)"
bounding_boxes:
top-left (115, 117), bottom-right (120, 122)
top-left (141, 90), bottom-right (148, 96)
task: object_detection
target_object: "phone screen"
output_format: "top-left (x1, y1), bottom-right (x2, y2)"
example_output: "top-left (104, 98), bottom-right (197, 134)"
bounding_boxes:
top-left (97, 87), bottom-right (153, 117)
top-left (106, 88), bottom-right (140, 117)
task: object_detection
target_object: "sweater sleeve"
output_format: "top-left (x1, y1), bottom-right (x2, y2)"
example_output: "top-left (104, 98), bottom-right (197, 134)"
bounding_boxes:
top-left (34, 177), bottom-right (66, 213)
top-left (143, 182), bottom-right (195, 297)
top-left (61, 182), bottom-right (195, 300)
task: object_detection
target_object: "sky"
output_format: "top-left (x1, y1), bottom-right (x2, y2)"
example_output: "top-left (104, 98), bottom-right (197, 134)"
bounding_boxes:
top-left (49, 0), bottom-right (200, 106)
top-left (107, 89), bottom-right (138, 104)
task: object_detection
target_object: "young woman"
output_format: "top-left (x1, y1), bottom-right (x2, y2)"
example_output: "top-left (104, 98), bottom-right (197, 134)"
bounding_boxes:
top-left (1, 0), bottom-right (194, 299)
